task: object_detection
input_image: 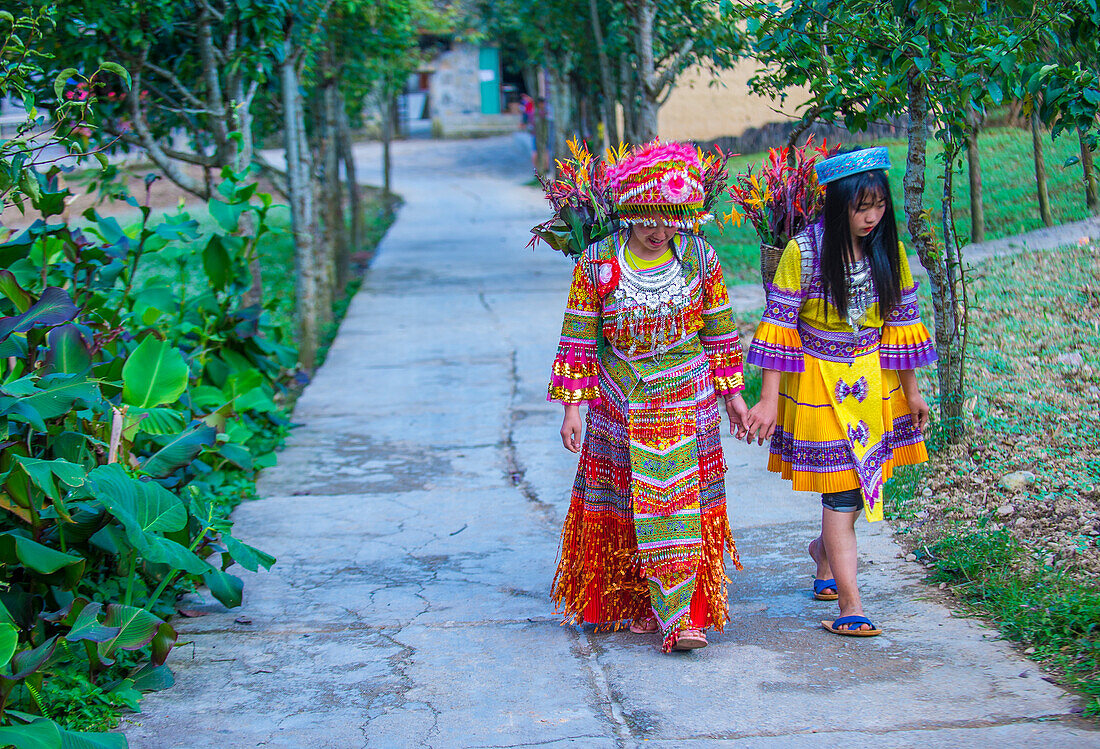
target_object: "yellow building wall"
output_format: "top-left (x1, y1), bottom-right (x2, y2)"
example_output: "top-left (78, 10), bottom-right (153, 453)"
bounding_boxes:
top-left (658, 61), bottom-right (810, 142)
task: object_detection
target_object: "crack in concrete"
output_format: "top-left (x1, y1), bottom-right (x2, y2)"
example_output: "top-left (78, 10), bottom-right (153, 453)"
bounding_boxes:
top-left (567, 627), bottom-right (635, 749)
top-left (502, 349), bottom-right (559, 526)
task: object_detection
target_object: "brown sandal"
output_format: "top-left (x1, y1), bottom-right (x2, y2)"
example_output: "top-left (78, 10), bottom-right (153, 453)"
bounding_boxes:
top-left (629, 615), bottom-right (659, 634)
top-left (671, 628), bottom-right (707, 650)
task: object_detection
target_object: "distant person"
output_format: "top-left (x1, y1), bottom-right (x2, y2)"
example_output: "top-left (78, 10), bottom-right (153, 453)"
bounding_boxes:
top-left (742, 147), bottom-right (937, 637)
top-left (547, 141), bottom-right (749, 652)
top-left (520, 93), bottom-right (536, 169)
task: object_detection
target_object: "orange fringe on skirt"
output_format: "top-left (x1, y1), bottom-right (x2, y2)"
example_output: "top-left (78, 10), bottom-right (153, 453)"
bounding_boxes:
top-left (551, 501), bottom-right (742, 631)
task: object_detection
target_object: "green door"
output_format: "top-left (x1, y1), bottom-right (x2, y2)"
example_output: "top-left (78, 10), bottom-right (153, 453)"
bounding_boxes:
top-left (478, 46), bottom-right (501, 115)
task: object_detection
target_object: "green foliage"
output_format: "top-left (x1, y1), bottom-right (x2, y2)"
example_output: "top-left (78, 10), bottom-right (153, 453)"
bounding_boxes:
top-left (0, 163), bottom-right (292, 742)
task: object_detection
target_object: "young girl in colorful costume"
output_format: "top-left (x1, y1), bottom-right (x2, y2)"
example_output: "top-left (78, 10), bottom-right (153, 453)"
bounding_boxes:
top-left (547, 141), bottom-right (748, 652)
top-left (743, 147), bottom-right (937, 636)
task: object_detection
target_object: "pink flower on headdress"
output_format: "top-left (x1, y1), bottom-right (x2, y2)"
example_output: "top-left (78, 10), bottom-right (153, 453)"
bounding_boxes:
top-left (660, 170), bottom-right (691, 204)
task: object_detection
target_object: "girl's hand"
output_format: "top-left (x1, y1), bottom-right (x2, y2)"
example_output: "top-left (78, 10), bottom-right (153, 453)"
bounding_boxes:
top-left (897, 369), bottom-right (930, 432)
top-left (743, 398), bottom-right (779, 445)
top-left (724, 394), bottom-right (749, 440)
top-left (907, 391), bottom-right (930, 432)
top-left (560, 405), bottom-right (583, 453)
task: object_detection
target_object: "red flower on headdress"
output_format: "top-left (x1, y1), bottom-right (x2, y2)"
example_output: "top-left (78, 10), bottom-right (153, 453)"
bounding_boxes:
top-left (594, 257), bottom-right (620, 297)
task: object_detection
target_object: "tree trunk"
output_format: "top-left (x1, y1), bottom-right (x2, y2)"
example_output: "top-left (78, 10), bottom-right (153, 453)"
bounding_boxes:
top-left (903, 72), bottom-right (964, 441)
top-left (587, 0), bottom-right (619, 146)
top-left (381, 79), bottom-right (395, 195)
top-left (338, 103), bottom-right (363, 253)
top-left (966, 108), bottom-right (985, 244)
top-left (281, 42), bottom-right (320, 370)
top-left (322, 65), bottom-right (349, 292)
top-left (1032, 107), bottom-right (1053, 227)
top-left (545, 60), bottom-right (575, 169)
top-left (618, 57), bottom-right (639, 144)
top-left (633, 0), bottom-right (661, 142)
top-left (1081, 129), bottom-right (1099, 214)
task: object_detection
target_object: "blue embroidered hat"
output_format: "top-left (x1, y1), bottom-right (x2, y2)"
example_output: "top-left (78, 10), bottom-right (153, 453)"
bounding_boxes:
top-left (814, 147), bottom-right (891, 185)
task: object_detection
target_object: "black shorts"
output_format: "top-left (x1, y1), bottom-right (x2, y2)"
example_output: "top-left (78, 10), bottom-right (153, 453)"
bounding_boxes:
top-left (821, 488), bottom-right (864, 513)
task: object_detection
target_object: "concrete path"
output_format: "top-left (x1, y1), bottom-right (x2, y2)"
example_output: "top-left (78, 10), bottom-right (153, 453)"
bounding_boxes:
top-left (124, 135), bottom-right (1098, 748)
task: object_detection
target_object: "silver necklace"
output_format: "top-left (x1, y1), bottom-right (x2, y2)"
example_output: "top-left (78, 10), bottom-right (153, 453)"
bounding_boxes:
top-left (612, 234), bottom-right (689, 356)
top-left (846, 258), bottom-right (874, 329)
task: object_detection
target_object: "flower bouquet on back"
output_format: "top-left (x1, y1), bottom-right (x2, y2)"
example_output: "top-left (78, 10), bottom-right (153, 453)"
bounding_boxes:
top-left (728, 137), bottom-right (840, 288)
top-left (529, 139), bottom-right (737, 261)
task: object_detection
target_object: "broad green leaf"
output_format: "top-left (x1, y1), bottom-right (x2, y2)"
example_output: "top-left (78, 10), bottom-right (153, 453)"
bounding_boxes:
top-left (209, 197), bottom-right (246, 232)
top-left (96, 61), bottom-right (131, 90)
top-left (0, 718), bottom-right (61, 749)
top-left (140, 425), bottom-right (217, 478)
top-left (22, 375), bottom-right (99, 419)
top-left (150, 621), bottom-right (177, 666)
top-left (204, 568), bottom-right (243, 609)
top-left (58, 724), bottom-right (127, 749)
top-left (0, 533), bottom-right (84, 580)
top-left (130, 662), bottom-right (174, 692)
top-left (217, 442), bottom-right (253, 471)
top-left (133, 536), bottom-right (209, 575)
top-left (129, 407), bottom-right (187, 436)
top-left (53, 68), bottom-right (79, 102)
top-left (97, 604), bottom-right (168, 665)
top-left (87, 465), bottom-right (187, 540)
top-left (44, 325), bottom-right (92, 374)
top-left (65, 603), bottom-right (121, 644)
top-left (202, 235), bottom-right (231, 290)
top-left (0, 622), bottom-right (17, 668)
top-left (223, 533), bottom-right (275, 572)
top-left (0, 270), bottom-right (32, 312)
top-left (2, 636), bottom-right (58, 681)
top-left (121, 336), bottom-right (188, 408)
top-left (13, 457), bottom-right (85, 501)
top-left (0, 287), bottom-right (79, 343)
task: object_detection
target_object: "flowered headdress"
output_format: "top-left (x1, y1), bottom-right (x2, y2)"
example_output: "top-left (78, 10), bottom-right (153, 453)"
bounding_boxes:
top-left (607, 140), bottom-right (711, 230)
top-left (529, 138), bottom-right (731, 259)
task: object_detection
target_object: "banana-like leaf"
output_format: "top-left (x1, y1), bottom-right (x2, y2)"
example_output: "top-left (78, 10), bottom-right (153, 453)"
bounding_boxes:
top-left (216, 442), bottom-right (253, 471)
top-left (21, 375), bottom-right (99, 420)
top-left (203, 568), bottom-right (243, 609)
top-left (0, 622), bottom-right (17, 669)
top-left (0, 288), bottom-right (79, 343)
top-left (129, 662), bottom-right (174, 692)
top-left (58, 723), bottom-right (128, 749)
top-left (43, 325), bottom-right (92, 375)
top-left (128, 407), bottom-right (187, 437)
top-left (64, 603), bottom-right (121, 644)
top-left (0, 636), bottom-right (57, 681)
top-left (0, 271), bottom-right (32, 313)
top-left (133, 536), bottom-right (209, 575)
top-left (223, 533), bottom-right (274, 573)
top-left (0, 718), bottom-right (61, 749)
top-left (140, 425), bottom-right (216, 478)
top-left (0, 533), bottom-right (84, 585)
top-left (87, 464), bottom-right (186, 539)
top-left (96, 604), bottom-right (171, 666)
top-left (202, 234), bottom-right (232, 289)
top-left (121, 337), bottom-right (188, 408)
top-left (13, 456), bottom-right (86, 501)
top-left (150, 621), bottom-right (177, 666)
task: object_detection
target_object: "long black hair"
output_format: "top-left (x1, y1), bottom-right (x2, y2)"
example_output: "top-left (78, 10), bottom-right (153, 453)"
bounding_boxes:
top-left (819, 163), bottom-right (902, 320)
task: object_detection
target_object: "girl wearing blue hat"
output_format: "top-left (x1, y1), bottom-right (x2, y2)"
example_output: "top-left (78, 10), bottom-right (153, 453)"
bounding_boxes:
top-left (742, 147), bottom-right (937, 636)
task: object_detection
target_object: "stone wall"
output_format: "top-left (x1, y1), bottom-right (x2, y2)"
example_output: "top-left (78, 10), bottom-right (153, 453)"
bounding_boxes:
top-left (429, 43), bottom-right (482, 119)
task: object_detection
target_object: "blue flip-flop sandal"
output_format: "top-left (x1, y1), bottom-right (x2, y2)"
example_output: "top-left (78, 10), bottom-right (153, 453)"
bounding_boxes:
top-left (821, 615), bottom-right (882, 637)
top-left (812, 578), bottom-right (839, 601)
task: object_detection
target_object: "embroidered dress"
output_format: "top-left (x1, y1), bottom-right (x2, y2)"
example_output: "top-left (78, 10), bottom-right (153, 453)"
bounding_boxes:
top-left (746, 224), bottom-right (937, 521)
top-left (548, 231), bottom-right (743, 649)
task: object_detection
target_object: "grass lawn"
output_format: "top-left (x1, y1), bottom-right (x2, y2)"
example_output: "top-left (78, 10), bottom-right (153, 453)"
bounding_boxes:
top-left (885, 243), bottom-right (1100, 716)
top-left (713, 127), bottom-right (1093, 283)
